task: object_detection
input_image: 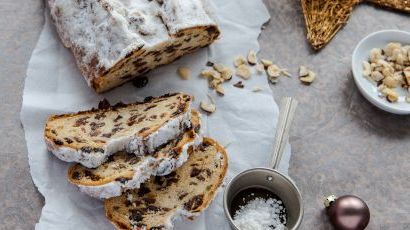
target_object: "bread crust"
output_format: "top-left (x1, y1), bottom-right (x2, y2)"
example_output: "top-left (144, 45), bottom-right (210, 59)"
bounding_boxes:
top-left (91, 25), bottom-right (220, 93)
top-left (104, 137), bottom-right (228, 230)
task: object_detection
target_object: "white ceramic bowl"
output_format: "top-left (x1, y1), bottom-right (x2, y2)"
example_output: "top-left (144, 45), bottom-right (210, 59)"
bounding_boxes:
top-left (352, 30), bottom-right (410, 115)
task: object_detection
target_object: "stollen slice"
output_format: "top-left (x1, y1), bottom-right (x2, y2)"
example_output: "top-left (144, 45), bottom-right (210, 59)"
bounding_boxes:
top-left (44, 93), bottom-right (192, 168)
top-left (104, 137), bottom-right (228, 230)
top-left (67, 110), bottom-right (201, 199)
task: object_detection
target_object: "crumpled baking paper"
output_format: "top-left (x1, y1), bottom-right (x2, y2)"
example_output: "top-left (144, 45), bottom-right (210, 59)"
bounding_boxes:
top-left (21, 0), bottom-right (292, 229)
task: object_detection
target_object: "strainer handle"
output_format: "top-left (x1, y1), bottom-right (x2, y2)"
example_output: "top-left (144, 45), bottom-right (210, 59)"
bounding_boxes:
top-left (270, 97), bottom-right (298, 170)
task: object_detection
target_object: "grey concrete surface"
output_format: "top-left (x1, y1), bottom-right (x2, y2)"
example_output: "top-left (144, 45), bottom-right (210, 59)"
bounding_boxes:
top-left (0, 0), bottom-right (44, 229)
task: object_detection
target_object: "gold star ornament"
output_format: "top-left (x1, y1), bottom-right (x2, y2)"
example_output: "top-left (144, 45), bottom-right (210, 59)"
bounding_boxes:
top-left (301, 0), bottom-right (410, 50)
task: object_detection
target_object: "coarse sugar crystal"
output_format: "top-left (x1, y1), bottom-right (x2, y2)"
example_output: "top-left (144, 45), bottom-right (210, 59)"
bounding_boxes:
top-left (233, 197), bottom-right (287, 230)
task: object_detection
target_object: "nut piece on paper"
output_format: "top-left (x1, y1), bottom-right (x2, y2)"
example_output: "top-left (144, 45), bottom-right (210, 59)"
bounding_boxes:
top-left (236, 64), bottom-right (252, 80)
top-left (177, 67), bottom-right (191, 80)
top-left (247, 50), bottom-right (257, 65)
top-left (234, 56), bottom-right (247, 67)
top-left (200, 101), bottom-right (216, 113)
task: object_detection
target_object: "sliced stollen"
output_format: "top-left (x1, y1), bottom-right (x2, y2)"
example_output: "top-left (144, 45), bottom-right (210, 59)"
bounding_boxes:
top-left (44, 93), bottom-right (192, 168)
top-left (105, 138), bottom-right (228, 230)
top-left (48, 0), bottom-right (220, 93)
top-left (67, 110), bottom-right (201, 199)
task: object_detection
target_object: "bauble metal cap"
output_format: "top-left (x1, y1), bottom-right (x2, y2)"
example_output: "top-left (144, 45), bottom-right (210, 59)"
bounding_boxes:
top-left (324, 195), bottom-right (337, 208)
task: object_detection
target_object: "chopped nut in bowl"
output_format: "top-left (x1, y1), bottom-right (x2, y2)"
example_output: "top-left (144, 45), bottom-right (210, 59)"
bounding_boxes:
top-left (352, 30), bottom-right (410, 115)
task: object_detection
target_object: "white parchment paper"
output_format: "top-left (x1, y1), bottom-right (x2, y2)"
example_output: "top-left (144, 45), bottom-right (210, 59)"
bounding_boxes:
top-left (21, 0), bottom-right (292, 229)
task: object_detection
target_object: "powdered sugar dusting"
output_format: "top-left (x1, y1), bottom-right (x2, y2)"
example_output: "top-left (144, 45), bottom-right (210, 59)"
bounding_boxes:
top-left (160, 0), bottom-right (215, 35)
top-left (48, 0), bottom-right (216, 73)
top-left (233, 198), bottom-right (287, 230)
